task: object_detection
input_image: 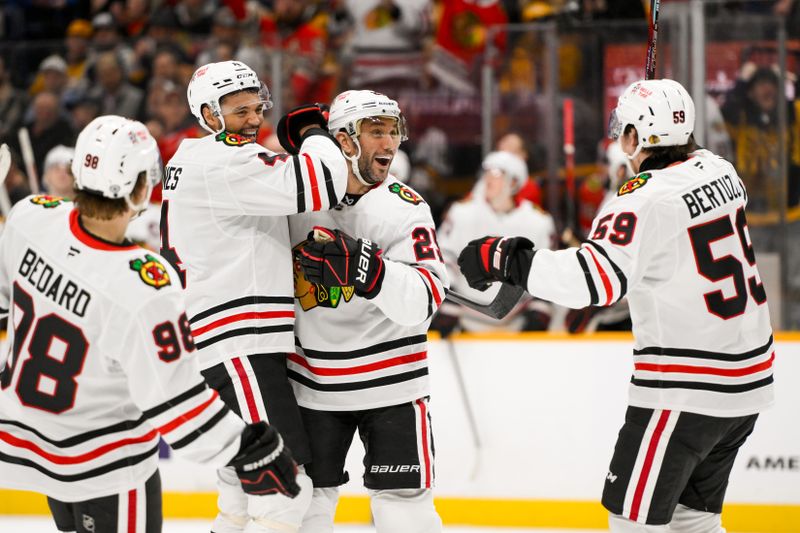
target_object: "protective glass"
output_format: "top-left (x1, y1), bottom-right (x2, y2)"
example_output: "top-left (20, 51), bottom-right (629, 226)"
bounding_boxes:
top-left (607, 108), bottom-right (623, 140)
top-left (220, 82), bottom-right (273, 118)
top-left (355, 114), bottom-right (409, 144)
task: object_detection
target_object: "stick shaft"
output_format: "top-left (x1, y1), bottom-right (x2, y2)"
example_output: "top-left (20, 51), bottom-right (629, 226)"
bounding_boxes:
top-left (645, 0), bottom-right (661, 80)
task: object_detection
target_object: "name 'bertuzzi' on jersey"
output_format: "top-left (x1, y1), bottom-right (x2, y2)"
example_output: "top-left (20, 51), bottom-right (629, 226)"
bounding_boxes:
top-left (163, 132), bottom-right (347, 370)
top-left (289, 175), bottom-right (449, 411)
top-left (526, 149), bottom-right (774, 417)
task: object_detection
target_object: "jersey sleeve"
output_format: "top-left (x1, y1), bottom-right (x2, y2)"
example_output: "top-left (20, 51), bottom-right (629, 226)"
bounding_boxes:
top-left (212, 134), bottom-right (348, 216)
top-left (119, 285), bottom-right (245, 468)
top-left (526, 191), bottom-right (658, 309)
top-left (370, 205), bottom-right (450, 325)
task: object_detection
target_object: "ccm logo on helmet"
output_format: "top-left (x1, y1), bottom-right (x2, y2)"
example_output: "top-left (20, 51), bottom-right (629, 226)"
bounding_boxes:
top-left (357, 240), bottom-right (374, 283)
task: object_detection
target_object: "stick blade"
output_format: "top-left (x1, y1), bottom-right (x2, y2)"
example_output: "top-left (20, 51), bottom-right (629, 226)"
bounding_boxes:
top-left (446, 283), bottom-right (526, 320)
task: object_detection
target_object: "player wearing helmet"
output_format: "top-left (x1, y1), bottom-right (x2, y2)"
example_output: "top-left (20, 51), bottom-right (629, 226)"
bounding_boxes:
top-left (0, 116), bottom-right (299, 533)
top-left (162, 61), bottom-right (348, 533)
top-left (435, 150), bottom-right (556, 333)
top-left (287, 90), bottom-right (448, 533)
top-left (459, 79), bottom-right (774, 532)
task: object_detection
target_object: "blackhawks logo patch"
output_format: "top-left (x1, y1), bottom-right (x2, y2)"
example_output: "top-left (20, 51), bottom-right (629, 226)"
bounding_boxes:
top-left (129, 254), bottom-right (171, 289)
top-left (215, 131), bottom-right (254, 147)
top-left (617, 172), bottom-right (653, 196)
top-left (30, 195), bottom-right (69, 208)
top-left (292, 243), bottom-right (355, 311)
top-left (388, 182), bottom-right (423, 205)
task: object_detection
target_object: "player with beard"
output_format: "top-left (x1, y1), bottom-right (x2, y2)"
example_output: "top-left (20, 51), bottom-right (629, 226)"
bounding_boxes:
top-left (287, 90), bottom-right (448, 532)
top-left (162, 61), bottom-right (349, 533)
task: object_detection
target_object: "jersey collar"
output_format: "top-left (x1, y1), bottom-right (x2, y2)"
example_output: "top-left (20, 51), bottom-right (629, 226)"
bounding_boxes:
top-left (69, 209), bottom-right (138, 251)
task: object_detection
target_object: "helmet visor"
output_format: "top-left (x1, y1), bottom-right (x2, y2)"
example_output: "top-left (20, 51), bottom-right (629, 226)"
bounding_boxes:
top-left (219, 82), bottom-right (273, 118)
top-left (354, 114), bottom-right (408, 145)
top-left (607, 108), bottom-right (623, 140)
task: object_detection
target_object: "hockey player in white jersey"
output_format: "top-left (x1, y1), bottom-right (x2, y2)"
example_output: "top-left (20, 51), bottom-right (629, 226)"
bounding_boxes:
top-left (458, 79), bottom-right (774, 532)
top-left (436, 150), bottom-right (556, 332)
top-left (288, 90), bottom-right (448, 533)
top-left (162, 61), bottom-right (348, 533)
top-left (0, 116), bottom-right (299, 533)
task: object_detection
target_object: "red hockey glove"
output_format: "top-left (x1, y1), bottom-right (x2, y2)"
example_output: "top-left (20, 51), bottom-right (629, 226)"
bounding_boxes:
top-left (276, 104), bottom-right (330, 154)
top-left (299, 227), bottom-right (386, 298)
top-left (228, 422), bottom-right (300, 498)
top-left (457, 236), bottom-right (535, 291)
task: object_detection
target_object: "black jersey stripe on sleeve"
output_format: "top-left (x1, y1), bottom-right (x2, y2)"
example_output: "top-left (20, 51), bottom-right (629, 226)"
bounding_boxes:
top-left (195, 324), bottom-right (294, 350)
top-left (631, 375), bottom-right (773, 394)
top-left (287, 367), bottom-right (429, 392)
top-left (168, 406), bottom-right (231, 450)
top-left (296, 334), bottom-right (429, 360)
top-left (575, 250), bottom-right (599, 306)
top-left (322, 162), bottom-right (338, 208)
top-left (0, 445), bottom-right (158, 482)
top-left (293, 155), bottom-right (306, 213)
top-left (189, 296), bottom-right (294, 324)
top-left (633, 335), bottom-right (774, 362)
top-left (142, 382), bottom-right (208, 420)
top-left (585, 240), bottom-right (628, 300)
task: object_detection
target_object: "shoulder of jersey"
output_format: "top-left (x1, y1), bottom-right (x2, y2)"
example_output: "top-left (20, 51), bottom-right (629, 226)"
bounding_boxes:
top-left (122, 248), bottom-right (180, 294)
top-left (378, 176), bottom-right (428, 209)
top-left (8, 194), bottom-right (74, 226)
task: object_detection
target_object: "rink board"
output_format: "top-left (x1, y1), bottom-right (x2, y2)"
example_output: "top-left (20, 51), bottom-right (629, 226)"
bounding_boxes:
top-left (1, 332), bottom-right (798, 531)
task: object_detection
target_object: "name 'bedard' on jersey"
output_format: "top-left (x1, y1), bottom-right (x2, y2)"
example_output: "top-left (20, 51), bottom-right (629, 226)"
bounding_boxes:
top-left (524, 150), bottom-right (774, 417)
top-left (0, 198), bottom-right (245, 501)
top-left (288, 176), bottom-right (449, 411)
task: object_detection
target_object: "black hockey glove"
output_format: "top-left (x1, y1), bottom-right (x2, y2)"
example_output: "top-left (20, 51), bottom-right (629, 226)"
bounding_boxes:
top-left (299, 227), bottom-right (386, 299)
top-left (457, 236), bottom-right (535, 291)
top-left (276, 103), bottom-right (330, 155)
top-left (228, 422), bottom-right (300, 498)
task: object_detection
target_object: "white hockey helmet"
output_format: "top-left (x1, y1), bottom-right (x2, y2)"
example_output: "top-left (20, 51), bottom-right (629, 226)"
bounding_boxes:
top-left (71, 115), bottom-right (161, 212)
top-left (482, 151), bottom-right (528, 193)
top-left (608, 79), bottom-right (695, 158)
top-left (187, 60), bottom-right (272, 134)
top-left (328, 90), bottom-right (408, 142)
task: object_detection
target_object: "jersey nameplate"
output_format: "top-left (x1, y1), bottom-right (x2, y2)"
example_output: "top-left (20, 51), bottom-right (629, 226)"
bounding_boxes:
top-left (129, 254), bottom-right (172, 289)
top-left (388, 182), bottom-right (423, 205)
top-left (30, 195), bottom-right (69, 208)
top-left (215, 131), bottom-right (255, 147)
top-left (618, 172), bottom-right (652, 196)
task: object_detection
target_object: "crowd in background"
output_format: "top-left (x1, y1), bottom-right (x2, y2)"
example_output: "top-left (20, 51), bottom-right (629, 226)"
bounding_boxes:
top-left (1, 0), bottom-right (799, 329)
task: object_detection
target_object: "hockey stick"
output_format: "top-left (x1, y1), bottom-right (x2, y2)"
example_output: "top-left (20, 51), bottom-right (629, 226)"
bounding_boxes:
top-left (445, 283), bottom-right (525, 320)
top-left (18, 128), bottom-right (40, 194)
top-left (442, 336), bottom-right (482, 480)
top-left (0, 144), bottom-right (13, 217)
top-left (645, 0), bottom-right (661, 80)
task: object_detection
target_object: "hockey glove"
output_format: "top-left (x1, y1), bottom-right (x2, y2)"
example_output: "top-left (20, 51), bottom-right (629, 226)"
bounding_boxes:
top-left (228, 421), bottom-right (300, 498)
top-left (277, 104), bottom-right (330, 154)
top-left (457, 236), bottom-right (535, 291)
top-left (299, 226), bottom-right (386, 298)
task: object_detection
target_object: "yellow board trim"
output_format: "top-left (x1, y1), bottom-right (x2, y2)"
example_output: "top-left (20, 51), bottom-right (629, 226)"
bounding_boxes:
top-left (2, 490), bottom-right (798, 532)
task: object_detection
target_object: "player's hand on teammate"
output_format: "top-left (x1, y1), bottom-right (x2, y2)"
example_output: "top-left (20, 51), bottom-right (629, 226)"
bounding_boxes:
top-left (457, 236), bottom-right (535, 290)
top-left (228, 421), bottom-right (301, 498)
top-left (299, 226), bottom-right (386, 298)
top-left (277, 103), bottom-right (330, 154)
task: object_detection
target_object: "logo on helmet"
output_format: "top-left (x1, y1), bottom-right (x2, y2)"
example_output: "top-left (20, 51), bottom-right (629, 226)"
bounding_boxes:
top-left (388, 182), bottom-right (423, 205)
top-left (30, 195), bottom-right (69, 208)
top-left (129, 254), bottom-right (172, 289)
top-left (617, 172), bottom-right (653, 196)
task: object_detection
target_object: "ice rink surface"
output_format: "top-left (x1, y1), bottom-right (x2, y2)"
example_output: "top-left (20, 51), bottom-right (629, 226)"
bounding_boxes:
top-left (0, 517), bottom-right (608, 532)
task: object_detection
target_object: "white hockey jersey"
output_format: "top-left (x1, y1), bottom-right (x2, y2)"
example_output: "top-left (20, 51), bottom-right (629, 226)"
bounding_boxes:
top-left (163, 132), bottom-right (347, 369)
top-left (526, 150), bottom-right (774, 417)
top-left (0, 197), bottom-right (245, 501)
top-left (288, 176), bottom-right (448, 410)
top-left (438, 198), bottom-right (556, 330)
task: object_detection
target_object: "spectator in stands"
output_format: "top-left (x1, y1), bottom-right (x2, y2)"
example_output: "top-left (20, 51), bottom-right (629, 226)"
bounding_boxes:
top-left (29, 55), bottom-right (69, 101)
top-left (67, 94), bottom-right (102, 132)
top-left (427, 0), bottom-right (507, 95)
top-left (0, 56), bottom-right (27, 140)
top-left (87, 51), bottom-right (144, 119)
top-left (42, 145), bottom-right (75, 198)
top-left (174, 0), bottom-right (214, 35)
top-left (64, 19), bottom-right (94, 88)
top-left (435, 151), bottom-right (556, 334)
top-left (340, 0), bottom-right (432, 93)
top-left (90, 12), bottom-right (135, 73)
